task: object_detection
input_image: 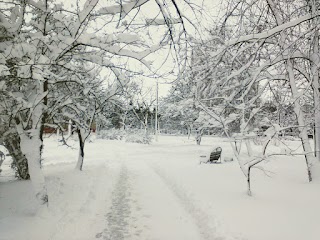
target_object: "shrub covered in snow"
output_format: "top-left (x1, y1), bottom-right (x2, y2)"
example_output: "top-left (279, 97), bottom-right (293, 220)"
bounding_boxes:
top-left (97, 129), bottom-right (125, 140)
top-left (125, 129), bottom-right (153, 144)
top-left (97, 129), bottom-right (153, 144)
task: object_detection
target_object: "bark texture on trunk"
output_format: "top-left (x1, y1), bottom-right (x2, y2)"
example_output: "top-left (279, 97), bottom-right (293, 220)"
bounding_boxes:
top-left (4, 131), bottom-right (30, 180)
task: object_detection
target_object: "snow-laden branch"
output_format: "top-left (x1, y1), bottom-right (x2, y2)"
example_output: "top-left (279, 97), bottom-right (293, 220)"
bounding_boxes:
top-left (94, 0), bottom-right (149, 16)
top-left (226, 55), bottom-right (255, 81)
top-left (225, 12), bottom-right (320, 46)
top-left (145, 18), bottom-right (182, 26)
top-left (56, 34), bottom-right (162, 69)
top-left (72, 0), bottom-right (99, 38)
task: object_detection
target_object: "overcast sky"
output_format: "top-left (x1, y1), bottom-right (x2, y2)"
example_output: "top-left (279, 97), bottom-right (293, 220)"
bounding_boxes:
top-left (151, 0), bottom-right (221, 98)
top-left (58, 0), bottom-right (221, 98)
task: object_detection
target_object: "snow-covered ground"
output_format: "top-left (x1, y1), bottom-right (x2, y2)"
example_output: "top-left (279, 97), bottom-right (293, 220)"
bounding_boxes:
top-left (1, 135), bottom-right (319, 240)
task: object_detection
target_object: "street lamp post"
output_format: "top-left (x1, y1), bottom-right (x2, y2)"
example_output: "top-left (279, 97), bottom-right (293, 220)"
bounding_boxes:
top-left (155, 79), bottom-right (159, 141)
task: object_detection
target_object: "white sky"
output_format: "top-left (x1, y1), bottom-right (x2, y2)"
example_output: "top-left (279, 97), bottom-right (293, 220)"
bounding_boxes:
top-left (137, 0), bottom-right (222, 98)
top-left (58, 0), bottom-right (221, 98)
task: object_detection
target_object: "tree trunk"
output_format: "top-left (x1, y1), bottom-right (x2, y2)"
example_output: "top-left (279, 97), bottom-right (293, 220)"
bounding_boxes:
top-left (313, 83), bottom-right (320, 159)
top-left (68, 119), bottom-right (72, 136)
top-left (17, 123), bottom-right (48, 205)
top-left (235, 140), bottom-right (242, 154)
top-left (267, 0), bottom-right (320, 181)
top-left (196, 129), bottom-right (203, 145)
top-left (308, 0), bottom-right (320, 162)
top-left (245, 139), bottom-right (252, 157)
top-left (121, 114), bottom-right (126, 130)
top-left (76, 128), bottom-right (85, 171)
top-left (311, 29), bottom-right (320, 161)
top-left (224, 129), bottom-right (248, 178)
top-left (287, 60), bottom-right (317, 181)
top-left (247, 166), bottom-right (252, 196)
top-left (145, 112), bottom-right (148, 135)
top-left (40, 80), bottom-right (48, 158)
top-left (3, 131), bottom-right (30, 180)
top-left (14, 78), bottom-right (48, 205)
top-left (187, 125), bottom-right (191, 139)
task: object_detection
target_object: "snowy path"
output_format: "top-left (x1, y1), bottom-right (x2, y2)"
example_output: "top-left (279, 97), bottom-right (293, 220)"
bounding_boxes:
top-left (97, 164), bottom-right (130, 239)
top-left (150, 165), bottom-right (221, 240)
top-left (3, 136), bottom-right (318, 240)
top-left (93, 145), bottom-right (234, 240)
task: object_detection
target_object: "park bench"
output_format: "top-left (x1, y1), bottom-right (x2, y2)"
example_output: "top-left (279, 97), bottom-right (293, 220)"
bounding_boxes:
top-left (200, 146), bottom-right (222, 164)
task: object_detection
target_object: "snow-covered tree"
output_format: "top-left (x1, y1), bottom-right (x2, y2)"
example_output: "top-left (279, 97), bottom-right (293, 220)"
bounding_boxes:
top-left (216, 0), bottom-right (320, 182)
top-left (160, 74), bottom-right (201, 141)
top-left (0, 0), bottom-right (196, 205)
top-left (128, 82), bottom-right (156, 133)
top-left (174, 0), bottom-right (320, 195)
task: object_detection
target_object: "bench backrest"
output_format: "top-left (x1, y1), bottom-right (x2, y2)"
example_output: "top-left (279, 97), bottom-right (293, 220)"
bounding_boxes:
top-left (209, 147), bottom-right (222, 162)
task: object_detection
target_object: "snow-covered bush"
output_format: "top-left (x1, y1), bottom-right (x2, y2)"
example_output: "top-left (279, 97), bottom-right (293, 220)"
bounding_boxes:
top-left (97, 129), bottom-right (126, 140)
top-left (125, 129), bottom-right (153, 144)
top-left (98, 129), bottom-right (153, 144)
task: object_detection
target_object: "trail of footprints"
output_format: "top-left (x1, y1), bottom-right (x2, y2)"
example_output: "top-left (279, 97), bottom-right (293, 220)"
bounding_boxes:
top-left (96, 165), bottom-right (144, 240)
